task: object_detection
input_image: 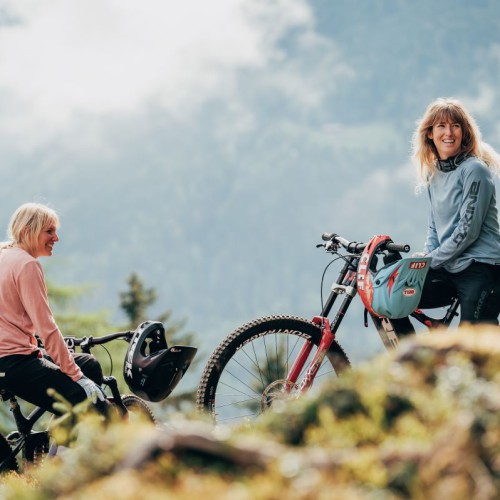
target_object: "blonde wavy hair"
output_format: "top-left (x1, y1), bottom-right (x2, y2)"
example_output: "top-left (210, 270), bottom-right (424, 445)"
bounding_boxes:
top-left (0, 203), bottom-right (59, 255)
top-left (412, 97), bottom-right (500, 185)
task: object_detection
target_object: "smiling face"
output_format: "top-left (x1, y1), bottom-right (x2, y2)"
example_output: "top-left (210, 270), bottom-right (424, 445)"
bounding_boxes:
top-left (428, 119), bottom-right (463, 160)
top-left (32, 221), bottom-right (59, 258)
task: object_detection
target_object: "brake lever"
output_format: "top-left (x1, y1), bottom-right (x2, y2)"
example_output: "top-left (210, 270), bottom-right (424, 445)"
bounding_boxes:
top-left (329, 240), bottom-right (340, 251)
top-left (317, 241), bottom-right (339, 252)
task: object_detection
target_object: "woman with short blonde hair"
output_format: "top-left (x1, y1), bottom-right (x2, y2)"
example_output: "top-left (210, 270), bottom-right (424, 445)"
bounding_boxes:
top-left (0, 202), bottom-right (107, 414)
top-left (1, 203), bottom-right (59, 253)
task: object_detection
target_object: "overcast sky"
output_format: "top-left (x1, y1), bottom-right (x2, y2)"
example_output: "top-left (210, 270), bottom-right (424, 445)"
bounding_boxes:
top-left (0, 0), bottom-right (346, 146)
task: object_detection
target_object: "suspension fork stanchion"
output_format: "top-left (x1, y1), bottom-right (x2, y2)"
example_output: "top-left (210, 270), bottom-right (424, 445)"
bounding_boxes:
top-left (284, 317), bottom-right (334, 394)
top-left (287, 256), bottom-right (358, 393)
top-left (292, 296), bottom-right (355, 395)
top-left (320, 256), bottom-right (358, 317)
top-left (285, 339), bottom-right (315, 389)
top-left (285, 257), bottom-right (357, 392)
top-left (291, 278), bottom-right (359, 394)
top-left (293, 316), bottom-right (336, 394)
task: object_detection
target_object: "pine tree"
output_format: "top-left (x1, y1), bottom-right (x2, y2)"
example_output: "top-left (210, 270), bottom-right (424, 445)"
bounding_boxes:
top-left (119, 272), bottom-right (157, 327)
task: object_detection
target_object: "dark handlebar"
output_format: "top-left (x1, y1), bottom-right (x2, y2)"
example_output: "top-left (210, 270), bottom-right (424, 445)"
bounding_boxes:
top-left (386, 242), bottom-right (411, 253)
top-left (321, 232), bottom-right (410, 254)
top-left (64, 331), bottom-right (134, 349)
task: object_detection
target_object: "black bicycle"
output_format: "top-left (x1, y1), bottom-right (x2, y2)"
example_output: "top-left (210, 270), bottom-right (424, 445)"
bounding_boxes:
top-left (197, 232), bottom-right (461, 425)
top-left (0, 326), bottom-right (195, 473)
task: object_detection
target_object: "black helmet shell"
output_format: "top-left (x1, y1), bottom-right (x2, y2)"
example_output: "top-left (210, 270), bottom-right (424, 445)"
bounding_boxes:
top-left (123, 320), bottom-right (197, 402)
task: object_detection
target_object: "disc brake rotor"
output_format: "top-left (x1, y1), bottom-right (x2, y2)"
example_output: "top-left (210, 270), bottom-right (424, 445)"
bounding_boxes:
top-left (260, 379), bottom-right (299, 411)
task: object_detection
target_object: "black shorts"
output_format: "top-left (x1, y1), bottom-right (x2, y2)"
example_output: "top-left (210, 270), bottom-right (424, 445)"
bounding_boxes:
top-left (0, 352), bottom-right (107, 415)
top-left (392, 262), bottom-right (499, 335)
top-left (419, 263), bottom-right (499, 323)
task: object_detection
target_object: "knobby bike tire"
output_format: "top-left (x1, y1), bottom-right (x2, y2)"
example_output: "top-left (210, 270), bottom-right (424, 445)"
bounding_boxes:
top-left (122, 394), bottom-right (157, 425)
top-left (0, 433), bottom-right (18, 473)
top-left (196, 315), bottom-right (350, 425)
top-left (26, 432), bottom-right (50, 469)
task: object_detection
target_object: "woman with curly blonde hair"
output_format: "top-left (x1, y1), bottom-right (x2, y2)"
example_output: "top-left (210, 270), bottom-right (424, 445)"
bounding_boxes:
top-left (394, 98), bottom-right (500, 334)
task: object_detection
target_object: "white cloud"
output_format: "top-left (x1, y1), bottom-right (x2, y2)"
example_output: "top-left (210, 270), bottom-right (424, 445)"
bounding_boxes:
top-left (0, 0), bottom-right (327, 143)
top-left (462, 84), bottom-right (496, 117)
top-left (335, 162), bottom-right (422, 228)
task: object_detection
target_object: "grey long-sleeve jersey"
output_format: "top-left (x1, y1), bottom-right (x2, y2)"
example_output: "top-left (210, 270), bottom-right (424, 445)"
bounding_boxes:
top-left (424, 156), bottom-right (500, 273)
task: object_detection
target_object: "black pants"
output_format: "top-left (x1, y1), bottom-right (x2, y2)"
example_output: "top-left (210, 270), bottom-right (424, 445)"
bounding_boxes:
top-left (392, 262), bottom-right (500, 335)
top-left (0, 352), bottom-right (109, 415)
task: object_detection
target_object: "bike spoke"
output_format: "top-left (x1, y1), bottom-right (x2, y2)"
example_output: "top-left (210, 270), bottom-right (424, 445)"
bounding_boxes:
top-left (217, 380), bottom-right (260, 402)
top-left (225, 354), bottom-right (267, 388)
top-left (215, 333), bottom-right (323, 422)
top-left (198, 317), bottom-right (350, 425)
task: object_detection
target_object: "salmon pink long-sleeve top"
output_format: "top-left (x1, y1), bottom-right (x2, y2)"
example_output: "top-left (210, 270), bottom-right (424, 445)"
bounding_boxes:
top-left (0, 247), bottom-right (83, 381)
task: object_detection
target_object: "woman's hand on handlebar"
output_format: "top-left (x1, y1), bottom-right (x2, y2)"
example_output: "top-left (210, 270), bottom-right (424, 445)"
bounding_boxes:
top-left (77, 376), bottom-right (106, 403)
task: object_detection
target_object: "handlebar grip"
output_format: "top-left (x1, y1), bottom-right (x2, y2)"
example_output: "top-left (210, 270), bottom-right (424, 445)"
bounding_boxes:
top-left (347, 242), bottom-right (366, 253)
top-left (386, 242), bottom-right (411, 253)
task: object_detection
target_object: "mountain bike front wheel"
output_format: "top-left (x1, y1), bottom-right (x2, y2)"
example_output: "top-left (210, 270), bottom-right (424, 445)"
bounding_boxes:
top-left (122, 395), bottom-right (157, 425)
top-left (196, 315), bottom-right (350, 425)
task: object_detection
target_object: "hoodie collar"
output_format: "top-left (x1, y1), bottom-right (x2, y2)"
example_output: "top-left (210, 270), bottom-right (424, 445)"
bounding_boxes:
top-left (437, 151), bottom-right (470, 172)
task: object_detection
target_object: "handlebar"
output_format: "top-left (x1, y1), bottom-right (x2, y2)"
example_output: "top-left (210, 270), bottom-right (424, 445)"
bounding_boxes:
top-left (321, 233), bottom-right (366, 253)
top-left (63, 331), bottom-right (134, 351)
top-left (386, 242), bottom-right (411, 253)
top-left (320, 232), bottom-right (410, 254)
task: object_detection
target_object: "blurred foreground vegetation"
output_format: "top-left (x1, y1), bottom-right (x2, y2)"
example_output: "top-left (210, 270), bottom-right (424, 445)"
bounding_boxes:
top-left (0, 326), bottom-right (498, 499)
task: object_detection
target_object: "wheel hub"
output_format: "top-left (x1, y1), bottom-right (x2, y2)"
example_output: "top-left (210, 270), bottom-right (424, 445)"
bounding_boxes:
top-left (260, 379), bottom-right (299, 411)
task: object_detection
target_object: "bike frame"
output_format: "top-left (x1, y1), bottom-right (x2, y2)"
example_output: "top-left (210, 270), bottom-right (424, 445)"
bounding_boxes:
top-left (286, 238), bottom-right (460, 394)
top-left (0, 374), bottom-right (126, 467)
top-left (0, 331), bottom-right (136, 472)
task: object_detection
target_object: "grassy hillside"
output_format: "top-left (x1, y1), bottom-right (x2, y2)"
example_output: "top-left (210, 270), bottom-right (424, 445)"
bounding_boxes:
top-left (1, 326), bottom-right (498, 499)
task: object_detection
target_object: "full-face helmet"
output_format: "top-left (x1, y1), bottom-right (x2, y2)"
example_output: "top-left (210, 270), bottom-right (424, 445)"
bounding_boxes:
top-left (357, 235), bottom-right (431, 319)
top-left (123, 320), bottom-right (197, 402)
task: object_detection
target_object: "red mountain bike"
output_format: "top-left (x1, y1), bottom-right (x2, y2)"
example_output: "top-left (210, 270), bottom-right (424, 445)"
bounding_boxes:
top-left (197, 232), bottom-right (460, 424)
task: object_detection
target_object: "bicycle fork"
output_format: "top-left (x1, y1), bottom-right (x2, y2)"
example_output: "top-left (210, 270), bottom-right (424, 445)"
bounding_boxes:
top-left (286, 257), bottom-right (358, 395)
top-left (286, 316), bottom-right (336, 394)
